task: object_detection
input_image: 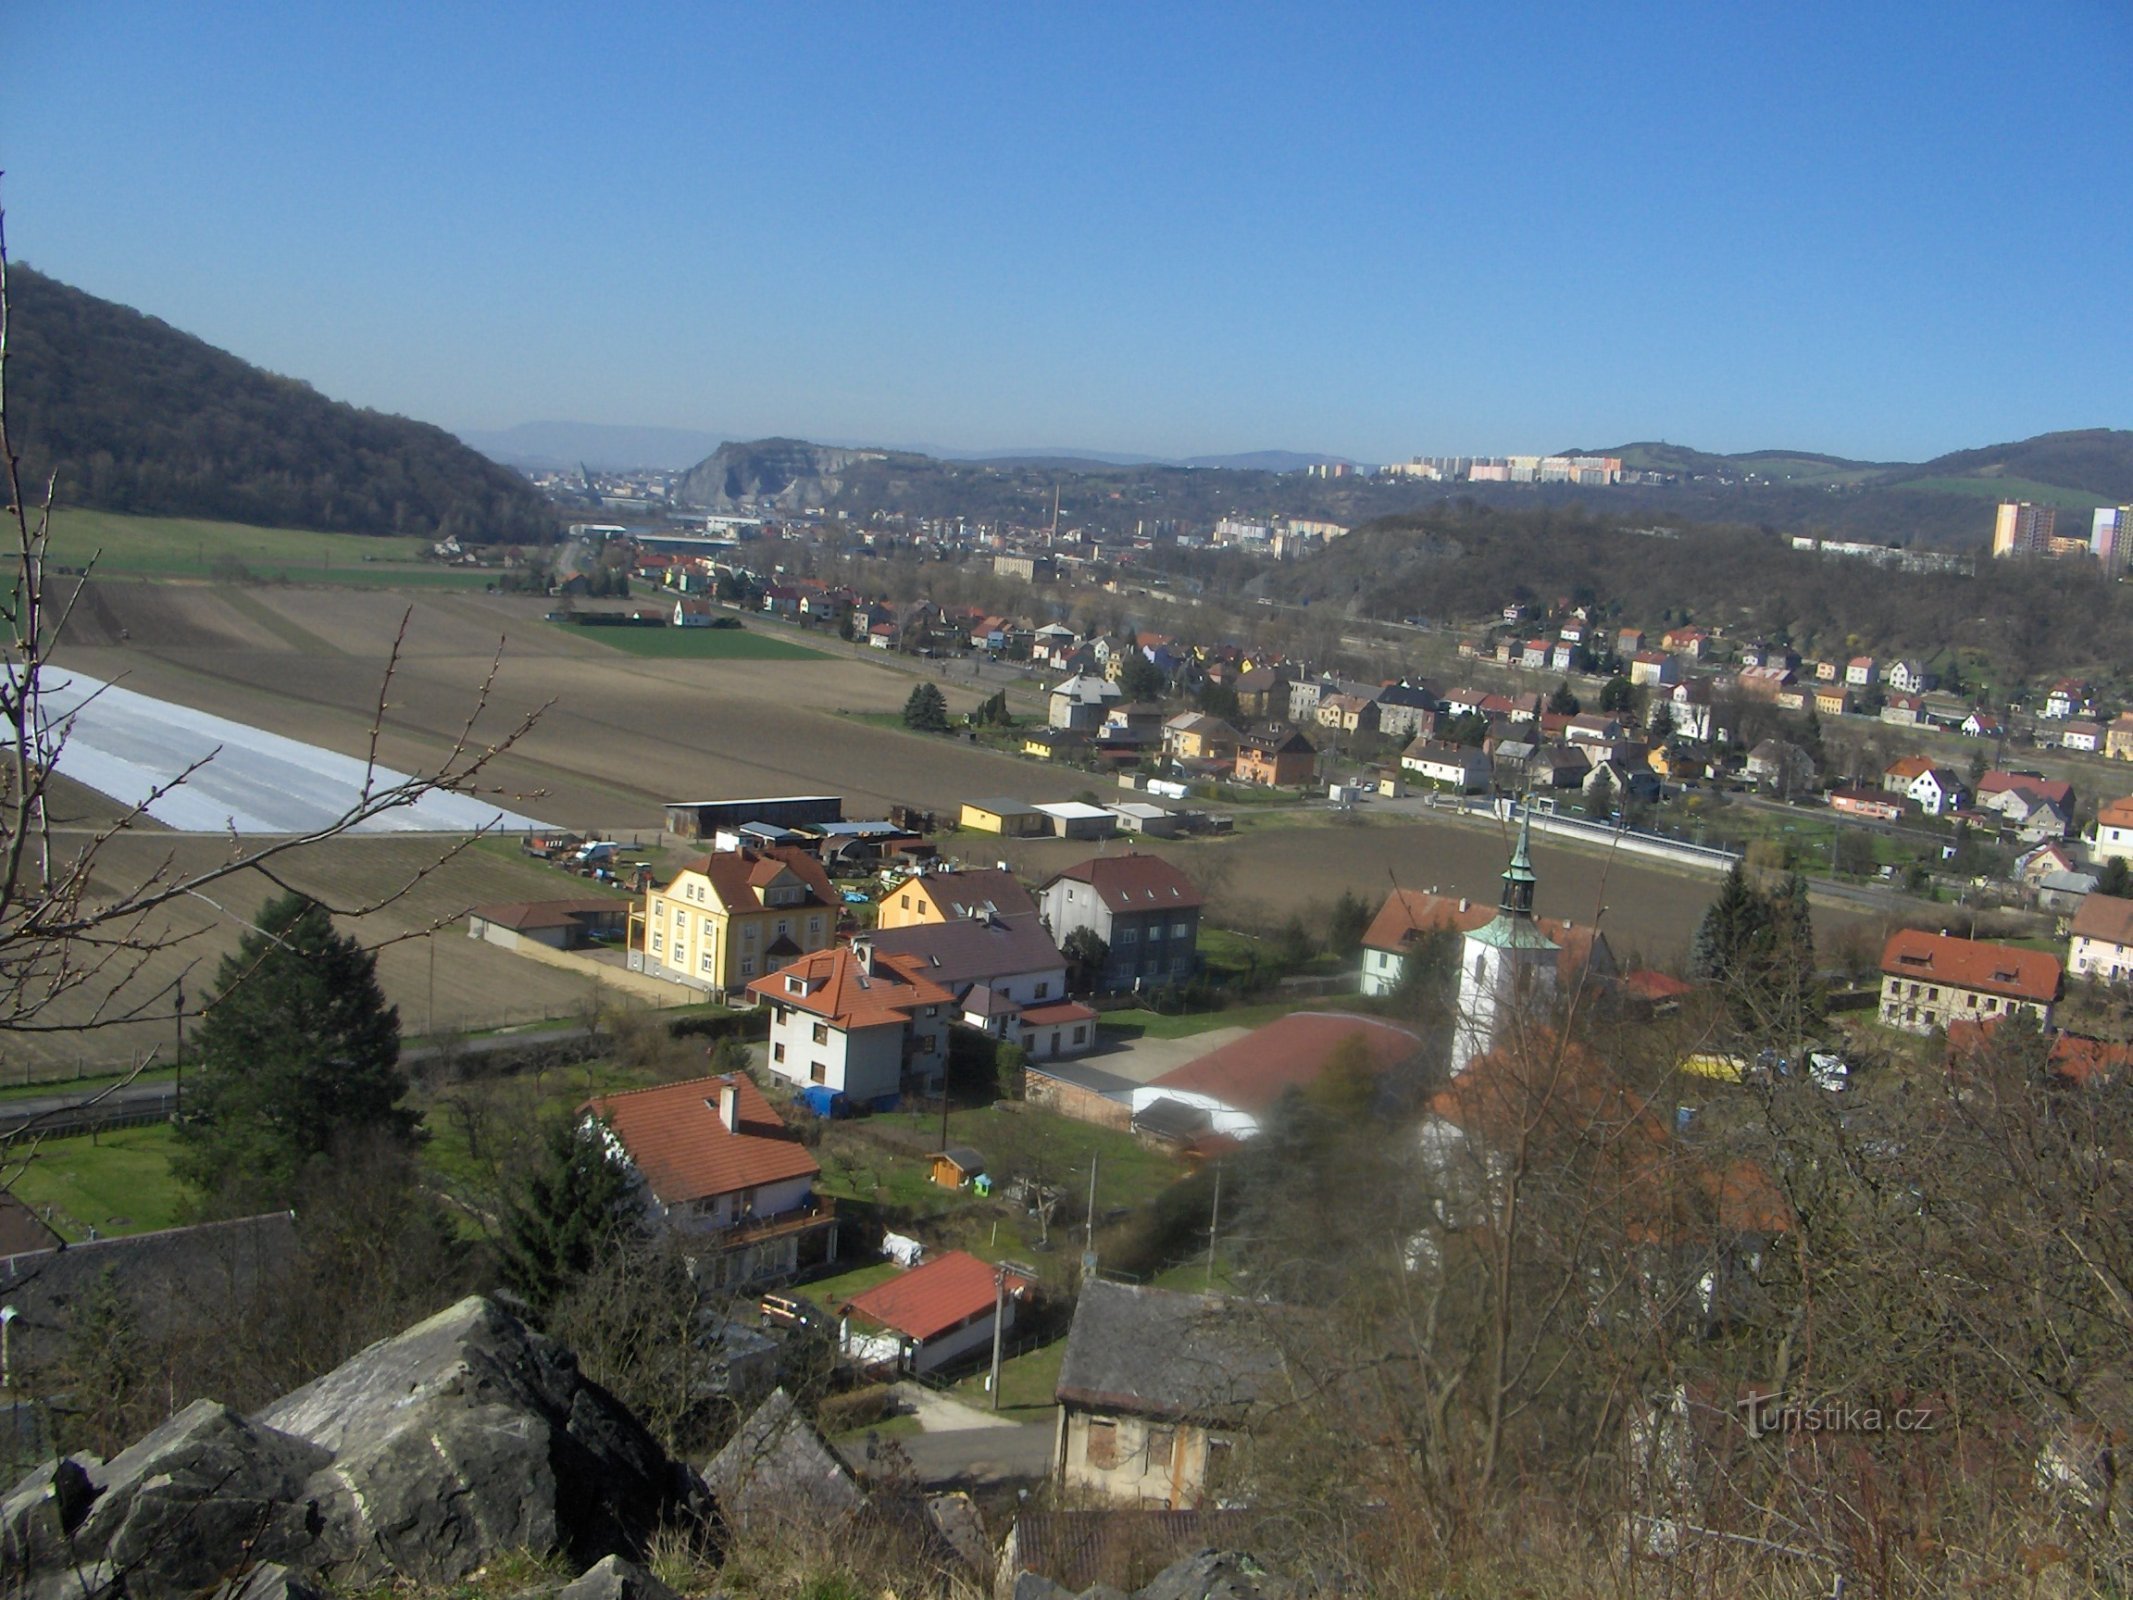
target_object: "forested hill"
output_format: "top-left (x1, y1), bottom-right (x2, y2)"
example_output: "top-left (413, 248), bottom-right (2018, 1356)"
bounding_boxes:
top-left (5, 266), bottom-right (554, 544)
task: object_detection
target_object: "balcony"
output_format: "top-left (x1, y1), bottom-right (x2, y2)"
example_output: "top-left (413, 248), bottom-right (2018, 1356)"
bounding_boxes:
top-left (715, 1194), bottom-right (837, 1250)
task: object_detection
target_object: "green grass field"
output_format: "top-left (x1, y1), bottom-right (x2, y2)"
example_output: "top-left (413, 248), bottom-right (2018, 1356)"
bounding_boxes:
top-left (8, 1124), bottom-right (189, 1241)
top-left (1905, 475), bottom-right (2109, 511)
top-left (42, 507), bottom-right (497, 587)
top-left (1097, 998), bottom-right (1315, 1040)
top-left (550, 621), bottom-right (827, 660)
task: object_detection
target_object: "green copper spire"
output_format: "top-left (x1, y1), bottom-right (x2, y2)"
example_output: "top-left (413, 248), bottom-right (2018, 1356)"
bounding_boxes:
top-left (1498, 805), bottom-right (1537, 917)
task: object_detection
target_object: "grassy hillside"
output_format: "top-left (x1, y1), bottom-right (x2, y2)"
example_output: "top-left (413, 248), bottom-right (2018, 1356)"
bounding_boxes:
top-left (41, 508), bottom-right (494, 587)
top-left (8, 264), bottom-right (556, 544)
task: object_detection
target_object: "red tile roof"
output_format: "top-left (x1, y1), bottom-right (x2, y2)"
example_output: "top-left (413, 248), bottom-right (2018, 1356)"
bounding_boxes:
top-left (747, 945), bottom-right (955, 1030)
top-left (1946, 1018), bottom-right (2133, 1086)
top-left (1879, 929), bottom-right (2061, 1003)
top-left (1361, 887), bottom-right (1608, 986)
top-left (1150, 1012), bottom-right (1421, 1114)
top-left (1977, 772), bottom-right (2073, 808)
top-left (583, 1074), bottom-right (818, 1206)
top-left (1045, 853), bottom-right (1203, 913)
top-left (1019, 999), bottom-right (1099, 1026)
top-left (842, 1249), bottom-right (1032, 1343)
top-left (672, 846), bottom-right (837, 913)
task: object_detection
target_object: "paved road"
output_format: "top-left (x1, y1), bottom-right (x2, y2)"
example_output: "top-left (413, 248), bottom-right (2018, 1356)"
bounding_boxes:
top-left (0, 1023), bottom-right (601, 1138)
top-left (836, 1405), bottom-right (1056, 1489)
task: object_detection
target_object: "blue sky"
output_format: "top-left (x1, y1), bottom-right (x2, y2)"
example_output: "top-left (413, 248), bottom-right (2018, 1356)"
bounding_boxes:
top-left (7, 1), bottom-right (2130, 462)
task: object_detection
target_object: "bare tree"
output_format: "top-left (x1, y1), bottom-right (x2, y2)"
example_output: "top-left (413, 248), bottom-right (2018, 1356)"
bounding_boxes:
top-left (0, 197), bottom-right (546, 1162)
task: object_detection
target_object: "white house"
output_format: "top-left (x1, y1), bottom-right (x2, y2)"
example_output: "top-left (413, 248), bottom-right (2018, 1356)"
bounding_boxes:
top-left (2069, 894), bottom-right (2133, 985)
top-left (1907, 766), bottom-right (1966, 817)
top-left (2095, 797), bottom-right (2133, 865)
top-left (747, 945), bottom-right (954, 1109)
top-left (1400, 739), bottom-right (1491, 792)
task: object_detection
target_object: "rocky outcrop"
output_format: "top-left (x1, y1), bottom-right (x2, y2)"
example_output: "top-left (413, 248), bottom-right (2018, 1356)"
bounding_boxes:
top-left (674, 438), bottom-right (902, 511)
top-left (2, 1296), bottom-right (710, 1600)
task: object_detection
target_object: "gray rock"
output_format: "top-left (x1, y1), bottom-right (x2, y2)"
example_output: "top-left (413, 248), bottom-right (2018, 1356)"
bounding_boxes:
top-left (205, 1562), bottom-right (331, 1600)
top-left (1135, 1550), bottom-right (1293, 1600)
top-left (702, 1387), bottom-right (859, 1531)
top-left (257, 1295), bottom-right (705, 1583)
top-left (555, 1553), bottom-right (684, 1600)
top-left (0, 1453), bottom-right (98, 1570)
top-left (2, 1401), bottom-right (331, 1600)
top-left (1011, 1575), bottom-right (1076, 1600)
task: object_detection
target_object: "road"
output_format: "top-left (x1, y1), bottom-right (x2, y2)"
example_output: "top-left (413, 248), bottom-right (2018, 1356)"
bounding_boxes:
top-left (834, 1384), bottom-right (1057, 1489)
top-left (0, 1023), bottom-right (601, 1138)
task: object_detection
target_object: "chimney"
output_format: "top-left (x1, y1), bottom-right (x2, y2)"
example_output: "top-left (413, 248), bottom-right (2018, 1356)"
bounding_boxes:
top-left (1458, 898), bottom-right (1470, 913)
top-left (717, 1079), bottom-right (739, 1133)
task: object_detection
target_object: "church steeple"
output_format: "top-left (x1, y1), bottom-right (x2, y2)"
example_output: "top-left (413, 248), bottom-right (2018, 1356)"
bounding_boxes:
top-left (1498, 807), bottom-right (1538, 918)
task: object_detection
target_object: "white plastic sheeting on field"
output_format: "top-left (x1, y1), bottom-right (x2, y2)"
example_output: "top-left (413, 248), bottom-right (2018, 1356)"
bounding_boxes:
top-left (39, 668), bottom-right (548, 836)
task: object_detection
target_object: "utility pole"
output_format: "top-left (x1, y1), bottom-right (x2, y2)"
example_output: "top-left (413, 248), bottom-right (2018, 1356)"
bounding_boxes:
top-left (988, 1266), bottom-right (1007, 1411)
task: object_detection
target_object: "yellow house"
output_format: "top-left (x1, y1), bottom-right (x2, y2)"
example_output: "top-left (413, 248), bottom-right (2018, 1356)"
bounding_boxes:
top-left (876, 867), bottom-right (1038, 930)
top-left (1161, 712), bottom-right (1240, 763)
top-left (960, 798), bottom-right (1052, 837)
top-left (631, 846), bottom-right (839, 1000)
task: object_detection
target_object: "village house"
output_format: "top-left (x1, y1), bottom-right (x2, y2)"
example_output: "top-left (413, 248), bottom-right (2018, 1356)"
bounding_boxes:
top-left (1658, 680), bottom-right (1719, 742)
top-left (876, 866), bottom-right (1037, 930)
top-left (1054, 1279), bottom-right (1288, 1510)
top-left (631, 847), bottom-right (839, 1000)
top-left (843, 1250), bottom-right (1035, 1377)
top-left (2094, 797), bottom-right (2133, 865)
top-left (1233, 724), bottom-right (1317, 787)
top-left (1878, 929), bottom-right (2060, 1034)
top-left (1049, 672), bottom-right (1122, 732)
top-left (2045, 679), bottom-right (2094, 720)
top-left (673, 597), bottom-right (715, 627)
top-left (466, 897), bottom-right (630, 952)
top-left (1628, 650), bottom-right (1681, 688)
top-left (748, 943), bottom-right (954, 1112)
top-left (1314, 692), bottom-right (1380, 737)
top-left (1845, 656), bottom-right (1878, 688)
top-left (1161, 712), bottom-right (1241, 765)
top-left (1882, 755), bottom-right (1933, 795)
top-left (1616, 627), bottom-right (1646, 657)
top-left (1813, 686), bottom-right (1851, 719)
top-left (1231, 665), bottom-right (1291, 719)
top-left (1400, 738), bottom-right (1492, 793)
top-left (1907, 765), bottom-right (1966, 817)
top-left (2106, 714), bottom-right (2133, 761)
top-left (1661, 626), bottom-right (1710, 659)
top-left (1881, 692), bottom-right (1923, 727)
top-left (860, 913), bottom-right (1094, 1058)
top-left (1976, 772), bottom-right (2076, 840)
top-left (1519, 638), bottom-right (1550, 670)
top-left (1372, 683), bottom-right (1441, 740)
top-left (1963, 710), bottom-right (2005, 740)
top-left (960, 798), bottom-right (1054, 837)
top-left (2069, 894), bottom-right (2133, 984)
top-left (2062, 720), bottom-right (2107, 753)
top-left (1884, 660), bottom-right (1935, 694)
top-left (583, 1075), bottom-right (836, 1288)
top-left (1038, 854), bottom-right (1203, 992)
top-left (1744, 739), bottom-right (1816, 798)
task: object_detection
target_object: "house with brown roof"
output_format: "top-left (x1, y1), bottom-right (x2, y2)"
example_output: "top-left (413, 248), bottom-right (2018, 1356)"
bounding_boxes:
top-left (1161, 713), bottom-right (1240, 765)
top-left (584, 1073), bottom-right (835, 1287)
top-left (1038, 855), bottom-right (1203, 992)
top-left (1358, 885), bottom-right (1615, 999)
top-left (875, 866), bottom-right (1038, 930)
top-left (862, 915), bottom-right (1097, 1061)
top-left (630, 846), bottom-right (838, 1000)
top-left (2069, 893), bottom-right (2133, 985)
top-left (1878, 930), bottom-right (2060, 1034)
top-left (1053, 1278), bottom-right (1288, 1509)
top-left (2094, 796), bottom-right (2133, 865)
top-left (1976, 771), bottom-right (2076, 840)
top-left (839, 1249), bottom-right (1035, 1376)
top-left (748, 945), bottom-right (955, 1110)
top-left (1126, 1012), bottom-right (1421, 1140)
top-left (1233, 724), bottom-right (1316, 788)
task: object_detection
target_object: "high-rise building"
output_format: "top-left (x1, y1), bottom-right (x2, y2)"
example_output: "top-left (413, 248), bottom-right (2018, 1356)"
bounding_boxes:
top-left (1992, 500), bottom-right (2057, 558)
top-left (2094, 506), bottom-right (2132, 578)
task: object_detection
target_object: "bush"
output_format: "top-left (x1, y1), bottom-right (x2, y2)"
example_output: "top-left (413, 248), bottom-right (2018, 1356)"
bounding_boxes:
top-left (815, 1383), bottom-right (893, 1435)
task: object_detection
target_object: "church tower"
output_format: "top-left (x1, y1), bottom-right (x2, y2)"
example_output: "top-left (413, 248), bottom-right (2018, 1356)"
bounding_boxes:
top-left (1453, 808), bottom-right (1558, 1072)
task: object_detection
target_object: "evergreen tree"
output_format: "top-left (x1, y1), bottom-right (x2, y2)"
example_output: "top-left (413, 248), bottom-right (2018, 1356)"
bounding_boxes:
top-left (902, 681), bottom-right (950, 731)
top-left (174, 892), bottom-right (414, 1212)
top-left (1585, 766), bottom-right (1617, 822)
top-left (1599, 675), bottom-right (1636, 714)
top-left (1118, 650), bottom-right (1168, 702)
top-left (1326, 890), bottom-right (1373, 959)
top-left (1548, 681), bottom-right (1581, 715)
top-left (499, 1115), bottom-right (641, 1313)
top-left (1690, 863), bottom-right (1766, 985)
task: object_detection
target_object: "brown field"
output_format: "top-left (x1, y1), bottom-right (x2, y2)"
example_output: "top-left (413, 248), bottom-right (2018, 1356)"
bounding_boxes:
top-left (971, 812), bottom-right (1880, 969)
top-left (7, 832), bottom-right (628, 1081)
top-left (25, 580), bottom-right (1882, 1071)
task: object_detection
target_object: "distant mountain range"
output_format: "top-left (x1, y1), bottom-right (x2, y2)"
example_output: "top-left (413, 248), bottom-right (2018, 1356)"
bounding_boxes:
top-left (458, 421), bottom-right (1362, 476)
top-left (662, 430), bottom-right (2131, 547)
top-left (9, 267), bottom-right (553, 543)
